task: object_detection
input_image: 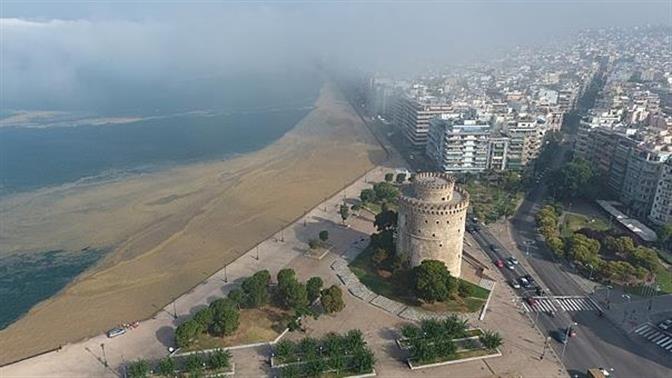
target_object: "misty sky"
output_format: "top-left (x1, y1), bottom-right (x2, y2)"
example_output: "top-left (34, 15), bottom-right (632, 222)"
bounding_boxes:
top-left (1, 1), bottom-right (670, 112)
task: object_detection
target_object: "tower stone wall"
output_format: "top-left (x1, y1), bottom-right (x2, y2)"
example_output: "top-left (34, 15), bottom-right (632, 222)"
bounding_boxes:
top-left (396, 172), bottom-right (469, 277)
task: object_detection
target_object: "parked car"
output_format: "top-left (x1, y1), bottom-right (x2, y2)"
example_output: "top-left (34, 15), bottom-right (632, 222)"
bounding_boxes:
top-left (523, 274), bottom-right (535, 283)
top-left (508, 256), bottom-right (519, 265)
top-left (505, 260), bottom-right (515, 270)
top-left (510, 280), bottom-right (521, 289)
top-left (106, 327), bottom-right (126, 338)
top-left (552, 329), bottom-right (568, 344)
top-left (658, 319), bottom-right (672, 330)
top-left (490, 244), bottom-right (500, 253)
top-left (495, 259), bottom-right (504, 268)
top-left (535, 286), bottom-right (545, 296)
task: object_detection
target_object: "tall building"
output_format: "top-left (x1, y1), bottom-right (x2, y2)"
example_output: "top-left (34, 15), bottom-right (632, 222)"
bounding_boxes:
top-left (487, 137), bottom-right (510, 171)
top-left (396, 172), bottom-right (469, 277)
top-left (426, 118), bottom-right (491, 173)
top-left (503, 119), bottom-right (547, 170)
top-left (394, 96), bottom-right (451, 148)
top-left (620, 148), bottom-right (667, 218)
top-left (650, 159), bottom-right (672, 226)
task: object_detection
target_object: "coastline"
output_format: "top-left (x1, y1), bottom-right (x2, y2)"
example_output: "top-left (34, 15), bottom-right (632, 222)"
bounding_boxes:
top-left (0, 81), bottom-right (385, 364)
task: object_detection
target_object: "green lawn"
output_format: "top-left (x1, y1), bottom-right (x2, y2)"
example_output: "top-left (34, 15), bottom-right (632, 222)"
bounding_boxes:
top-left (184, 306), bottom-right (290, 351)
top-left (560, 212), bottom-right (611, 238)
top-left (349, 246), bottom-right (488, 313)
top-left (655, 265), bottom-right (672, 293)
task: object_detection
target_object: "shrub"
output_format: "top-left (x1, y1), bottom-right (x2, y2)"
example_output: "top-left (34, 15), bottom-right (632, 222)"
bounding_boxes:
top-left (351, 349), bottom-right (375, 373)
top-left (228, 288), bottom-right (244, 306)
top-left (308, 239), bottom-right (320, 250)
top-left (274, 339), bottom-right (296, 361)
top-left (360, 188), bottom-right (376, 203)
top-left (385, 173), bottom-right (394, 182)
top-left (371, 248), bottom-right (389, 266)
top-left (400, 323), bottom-right (421, 340)
top-left (458, 280), bottom-right (473, 298)
top-left (320, 285), bottom-right (345, 313)
top-left (207, 349), bottom-right (231, 370)
top-left (279, 364), bottom-right (301, 378)
top-left (479, 330), bottom-right (503, 350)
top-left (319, 230), bottom-right (329, 242)
top-left (127, 360), bottom-right (150, 378)
top-left (156, 357), bottom-right (175, 377)
top-left (396, 173), bottom-right (407, 183)
top-left (184, 353), bottom-right (205, 375)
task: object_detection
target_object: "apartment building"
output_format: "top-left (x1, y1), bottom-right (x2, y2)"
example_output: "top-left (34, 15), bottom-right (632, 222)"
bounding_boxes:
top-left (650, 159), bottom-right (672, 225)
top-left (394, 96), bottom-right (452, 148)
top-left (503, 118), bottom-right (547, 170)
top-left (426, 118), bottom-right (491, 173)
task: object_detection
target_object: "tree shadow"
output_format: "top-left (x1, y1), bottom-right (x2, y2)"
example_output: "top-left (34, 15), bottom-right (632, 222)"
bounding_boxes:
top-left (155, 326), bottom-right (175, 348)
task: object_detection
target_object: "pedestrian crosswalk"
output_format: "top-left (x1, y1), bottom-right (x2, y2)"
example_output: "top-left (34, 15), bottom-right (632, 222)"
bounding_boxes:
top-left (633, 324), bottom-right (672, 353)
top-left (520, 296), bottom-right (600, 313)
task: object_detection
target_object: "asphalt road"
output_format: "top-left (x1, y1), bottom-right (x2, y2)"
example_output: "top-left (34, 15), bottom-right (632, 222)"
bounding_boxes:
top-left (470, 182), bottom-right (672, 378)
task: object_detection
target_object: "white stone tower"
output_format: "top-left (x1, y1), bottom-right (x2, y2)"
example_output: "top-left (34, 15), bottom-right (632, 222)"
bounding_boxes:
top-left (396, 172), bottom-right (469, 277)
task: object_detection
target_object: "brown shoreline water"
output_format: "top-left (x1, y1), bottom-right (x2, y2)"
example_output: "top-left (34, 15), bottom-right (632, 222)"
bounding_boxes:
top-left (0, 82), bottom-right (385, 364)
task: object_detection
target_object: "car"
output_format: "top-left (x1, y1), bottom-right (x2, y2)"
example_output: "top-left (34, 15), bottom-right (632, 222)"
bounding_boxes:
top-left (505, 260), bottom-right (515, 270)
top-left (519, 277), bottom-right (531, 288)
top-left (525, 296), bottom-right (537, 306)
top-left (566, 326), bottom-right (577, 337)
top-left (658, 319), bottom-right (672, 330)
top-left (510, 280), bottom-right (521, 289)
top-left (551, 330), bottom-right (568, 344)
top-left (523, 274), bottom-right (535, 283)
top-left (494, 259), bottom-right (504, 268)
top-left (106, 327), bottom-right (126, 338)
top-left (490, 244), bottom-right (500, 252)
top-left (508, 256), bottom-right (519, 265)
top-left (535, 286), bottom-right (545, 296)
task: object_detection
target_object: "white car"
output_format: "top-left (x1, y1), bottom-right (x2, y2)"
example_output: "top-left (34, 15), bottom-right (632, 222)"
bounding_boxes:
top-left (510, 281), bottom-right (521, 289)
top-left (505, 260), bottom-right (515, 270)
top-left (508, 257), bottom-right (519, 265)
top-left (658, 319), bottom-right (672, 330)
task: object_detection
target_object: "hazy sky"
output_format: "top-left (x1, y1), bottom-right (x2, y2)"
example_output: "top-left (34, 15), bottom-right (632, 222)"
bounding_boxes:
top-left (1, 1), bottom-right (670, 111)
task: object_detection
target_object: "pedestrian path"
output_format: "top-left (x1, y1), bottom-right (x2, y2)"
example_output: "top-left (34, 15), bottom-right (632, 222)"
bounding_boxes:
top-left (633, 324), bottom-right (672, 353)
top-left (520, 296), bottom-right (600, 313)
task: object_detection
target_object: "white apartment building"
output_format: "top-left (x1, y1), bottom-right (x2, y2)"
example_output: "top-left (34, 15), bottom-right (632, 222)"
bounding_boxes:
top-left (426, 118), bottom-right (501, 173)
top-left (650, 159), bottom-right (672, 225)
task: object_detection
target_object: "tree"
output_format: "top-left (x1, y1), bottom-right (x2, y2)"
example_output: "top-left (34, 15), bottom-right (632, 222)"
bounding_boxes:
top-left (547, 237), bottom-right (565, 257)
top-left (277, 268), bottom-right (297, 287)
top-left (413, 260), bottom-right (452, 303)
top-left (193, 307), bottom-right (214, 329)
top-left (207, 349), bottom-right (232, 370)
top-left (351, 349), bottom-right (375, 373)
top-left (385, 173), bottom-right (394, 182)
top-left (156, 357), bottom-right (176, 377)
top-left (319, 230), bottom-right (329, 242)
top-left (320, 285), bottom-right (345, 313)
top-left (339, 204), bottom-right (350, 224)
top-left (175, 319), bottom-right (203, 348)
top-left (277, 269), bottom-right (308, 310)
top-left (374, 209), bottom-right (398, 231)
top-left (228, 288), bottom-right (244, 306)
top-left (210, 301), bottom-right (240, 336)
top-left (127, 360), bottom-right (150, 378)
top-left (548, 158), bottom-right (596, 200)
top-left (479, 330), bottom-right (503, 350)
top-left (360, 188), bottom-right (375, 203)
top-left (241, 270), bottom-right (270, 308)
top-left (396, 173), bottom-right (407, 183)
top-left (306, 277), bottom-right (324, 303)
top-left (373, 182), bottom-right (399, 202)
top-left (658, 223), bottom-right (672, 250)
top-left (308, 239), bottom-right (320, 249)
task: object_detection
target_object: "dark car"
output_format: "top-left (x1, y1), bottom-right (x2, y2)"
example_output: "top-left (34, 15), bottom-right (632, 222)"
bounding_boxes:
top-left (552, 330), bottom-right (568, 344)
top-left (490, 245), bottom-right (501, 253)
top-left (519, 277), bottom-right (532, 288)
top-left (524, 274), bottom-right (535, 283)
top-left (535, 286), bottom-right (545, 296)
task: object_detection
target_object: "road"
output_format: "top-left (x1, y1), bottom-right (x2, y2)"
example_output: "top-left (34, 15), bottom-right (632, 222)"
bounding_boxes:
top-left (469, 179), bottom-right (672, 377)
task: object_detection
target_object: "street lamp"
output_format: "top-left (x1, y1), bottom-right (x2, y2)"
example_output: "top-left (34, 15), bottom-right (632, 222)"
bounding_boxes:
top-left (100, 343), bottom-right (108, 367)
top-left (561, 322), bottom-right (578, 361)
top-left (224, 265), bottom-right (228, 283)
